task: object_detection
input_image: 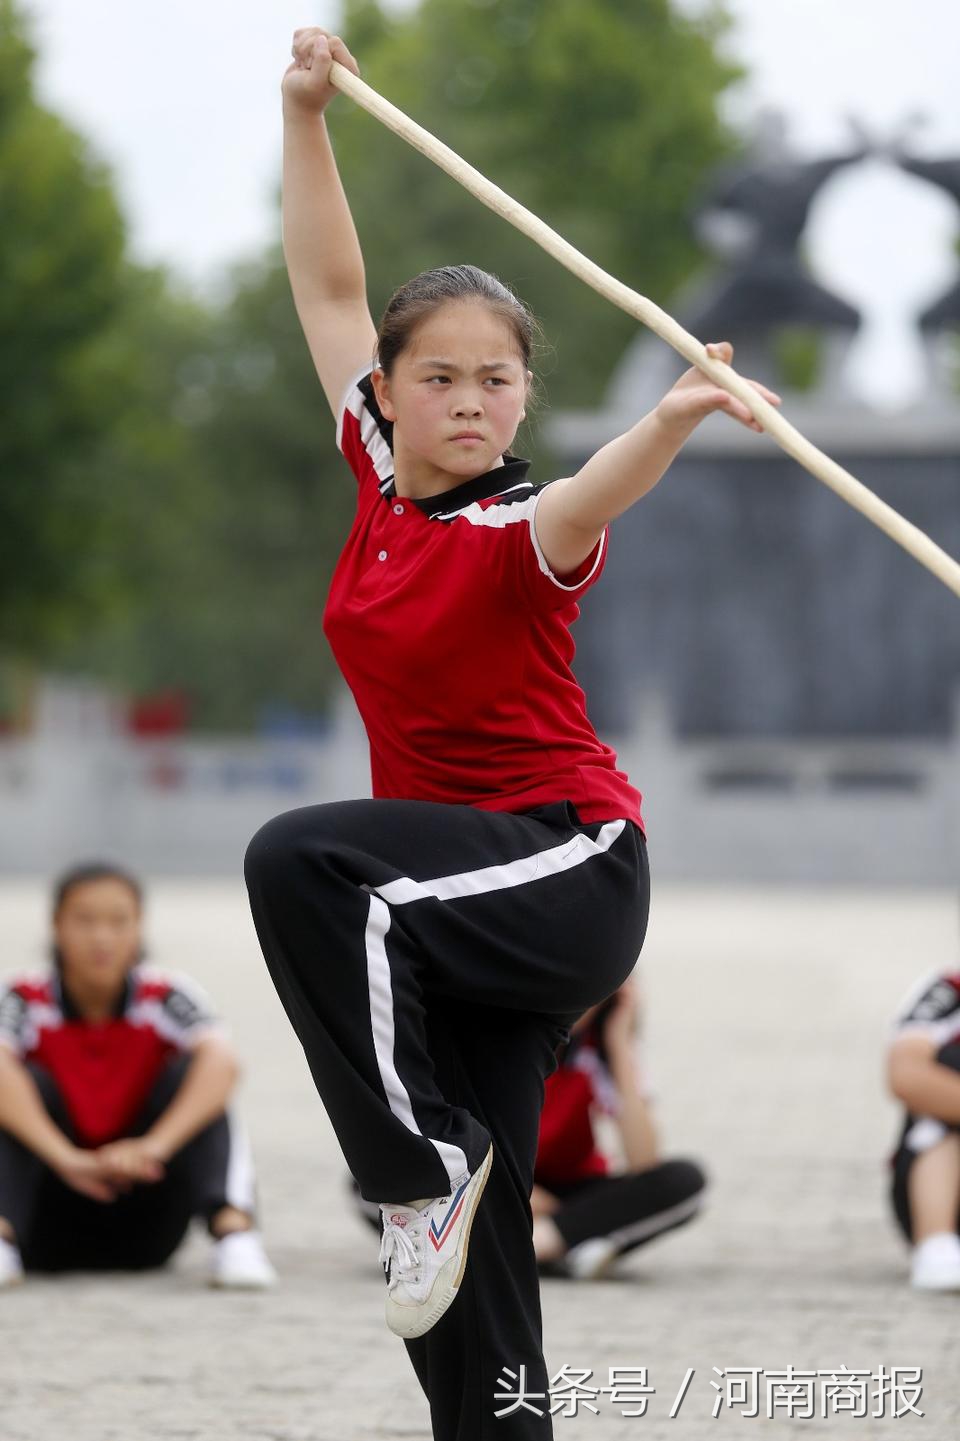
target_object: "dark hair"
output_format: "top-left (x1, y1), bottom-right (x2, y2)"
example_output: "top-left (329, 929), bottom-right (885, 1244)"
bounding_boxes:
top-left (50, 862), bottom-right (144, 971)
top-left (52, 862), bottom-right (143, 917)
top-left (376, 264), bottom-right (541, 384)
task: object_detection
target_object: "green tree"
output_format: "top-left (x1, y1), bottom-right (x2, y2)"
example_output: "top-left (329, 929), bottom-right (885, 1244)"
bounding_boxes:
top-left (63, 257), bottom-right (354, 730)
top-left (11, 0), bottom-right (744, 729)
top-left (328, 0), bottom-right (742, 408)
top-left (47, 267), bottom-right (225, 715)
top-left (0, 0), bottom-right (131, 652)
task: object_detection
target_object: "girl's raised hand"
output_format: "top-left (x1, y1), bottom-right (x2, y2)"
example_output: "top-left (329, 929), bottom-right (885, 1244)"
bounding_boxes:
top-left (656, 341), bottom-right (782, 438)
top-left (282, 27), bottom-right (360, 116)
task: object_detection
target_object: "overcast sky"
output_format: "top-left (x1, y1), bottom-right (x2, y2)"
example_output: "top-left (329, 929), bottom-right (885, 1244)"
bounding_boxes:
top-left (21, 0), bottom-right (960, 408)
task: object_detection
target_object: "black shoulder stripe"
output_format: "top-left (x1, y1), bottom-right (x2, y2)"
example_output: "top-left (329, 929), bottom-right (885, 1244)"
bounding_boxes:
top-left (491, 482), bottom-right (540, 508)
top-left (357, 372), bottom-right (395, 458)
top-left (160, 987), bottom-right (211, 1033)
top-left (0, 988), bottom-right (27, 1038)
top-left (901, 976), bottom-right (960, 1025)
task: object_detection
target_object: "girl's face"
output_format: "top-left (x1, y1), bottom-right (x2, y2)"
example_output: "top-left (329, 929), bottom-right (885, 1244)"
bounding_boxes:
top-left (371, 300), bottom-right (531, 483)
top-left (54, 878), bottom-right (142, 995)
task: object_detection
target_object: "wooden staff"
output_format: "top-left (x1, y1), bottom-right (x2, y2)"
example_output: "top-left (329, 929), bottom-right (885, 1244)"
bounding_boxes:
top-left (328, 60), bottom-right (960, 600)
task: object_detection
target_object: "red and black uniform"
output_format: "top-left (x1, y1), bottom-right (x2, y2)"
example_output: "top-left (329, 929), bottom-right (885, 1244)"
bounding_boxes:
top-left (888, 970), bottom-right (960, 1241)
top-left (245, 369), bottom-right (651, 1441)
top-left (0, 966), bottom-right (256, 1270)
top-left (534, 1020), bottom-right (705, 1264)
top-left (330, 369), bottom-right (644, 827)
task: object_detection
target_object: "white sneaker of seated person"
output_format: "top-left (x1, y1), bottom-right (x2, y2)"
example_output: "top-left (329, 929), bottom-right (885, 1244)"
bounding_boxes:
top-left (910, 1231), bottom-right (960, 1291)
top-left (378, 1144), bottom-right (493, 1339)
top-left (563, 1234), bottom-right (620, 1280)
top-left (0, 1236), bottom-right (24, 1290)
top-left (209, 1229), bottom-right (277, 1289)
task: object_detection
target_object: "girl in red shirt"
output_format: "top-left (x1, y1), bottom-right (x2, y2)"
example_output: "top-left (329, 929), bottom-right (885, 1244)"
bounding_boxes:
top-left (244, 26), bottom-right (778, 1441)
top-left (0, 863), bottom-right (274, 1289)
top-left (532, 981), bottom-right (705, 1279)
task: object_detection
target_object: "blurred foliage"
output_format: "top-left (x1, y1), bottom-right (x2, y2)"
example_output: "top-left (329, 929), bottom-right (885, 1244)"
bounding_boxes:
top-left (0, 0), bottom-right (129, 653)
top-left (63, 259), bottom-right (354, 729)
top-left (330, 0), bottom-right (742, 411)
top-left (3, 0), bottom-right (743, 729)
top-left (774, 326), bottom-right (822, 393)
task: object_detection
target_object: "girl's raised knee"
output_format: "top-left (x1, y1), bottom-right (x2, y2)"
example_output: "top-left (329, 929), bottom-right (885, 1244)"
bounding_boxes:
top-left (657, 1156), bottom-right (708, 1204)
top-left (244, 805), bottom-right (341, 890)
top-left (244, 809), bottom-right (308, 887)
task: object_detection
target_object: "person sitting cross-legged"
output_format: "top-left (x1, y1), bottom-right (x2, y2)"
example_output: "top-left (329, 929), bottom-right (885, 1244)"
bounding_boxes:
top-left (532, 980), bottom-right (707, 1279)
top-left (887, 967), bottom-right (960, 1291)
top-left (0, 862), bottom-right (275, 1291)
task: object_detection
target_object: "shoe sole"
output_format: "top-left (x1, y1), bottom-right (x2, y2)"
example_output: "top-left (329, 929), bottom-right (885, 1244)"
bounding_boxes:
top-left (386, 1143), bottom-right (493, 1340)
top-left (911, 1275), bottom-right (960, 1292)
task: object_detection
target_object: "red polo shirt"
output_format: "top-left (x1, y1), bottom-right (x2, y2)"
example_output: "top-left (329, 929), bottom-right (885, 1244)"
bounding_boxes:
top-left (0, 967), bottom-right (221, 1147)
top-left (324, 369), bottom-right (644, 829)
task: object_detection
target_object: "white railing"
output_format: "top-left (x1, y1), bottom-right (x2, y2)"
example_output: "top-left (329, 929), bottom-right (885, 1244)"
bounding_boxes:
top-left (0, 690), bottom-right (957, 882)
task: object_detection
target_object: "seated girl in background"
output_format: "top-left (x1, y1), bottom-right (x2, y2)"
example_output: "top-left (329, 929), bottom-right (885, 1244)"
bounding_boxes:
top-left (887, 968), bottom-right (960, 1290)
top-left (532, 980), bottom-right (706, 1279)
top-left (0, 862), bottom-right (275, 1290)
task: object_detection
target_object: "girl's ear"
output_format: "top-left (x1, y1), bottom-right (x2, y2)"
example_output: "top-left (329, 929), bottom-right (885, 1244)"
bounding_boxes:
top-left (371, 366), bottom-right (397, 422)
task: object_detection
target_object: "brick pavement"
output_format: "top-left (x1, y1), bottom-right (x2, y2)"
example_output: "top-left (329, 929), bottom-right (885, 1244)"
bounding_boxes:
top-left (1, 880), bottom-right (955, 1440)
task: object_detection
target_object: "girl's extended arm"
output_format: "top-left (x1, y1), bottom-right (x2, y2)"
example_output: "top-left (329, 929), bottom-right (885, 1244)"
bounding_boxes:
top-left (282, 28), bottom-right (377, 414)
top-left (0, 1046), bottom-right (76, 1169)
top-left (535, 341), bottom-right (782, 576)
top-left (0, 1047), bottom-right (116, 1202)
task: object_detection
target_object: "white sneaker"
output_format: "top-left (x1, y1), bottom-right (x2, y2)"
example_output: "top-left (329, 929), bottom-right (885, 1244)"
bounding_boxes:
top-left (911, 1232), bottom-right (960, 1291)
top-left (0, 1237), bottom-right (24, 1289)
top-left (564, 1235), bottom-right (619, 1280)
top-left (209, 1229), bottom-right (277, 1290)
top-left (378, 1144), bottom-right (493, 1339)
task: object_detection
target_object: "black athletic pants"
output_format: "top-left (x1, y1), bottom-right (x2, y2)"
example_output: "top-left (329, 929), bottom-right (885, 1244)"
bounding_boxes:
top-left (546, 1157), bottom-right (706, 1258)
top-left (891, 1041), bottom-right (960, 1242)
top-left (0, 1055), bottom-right (254, 1270)
top-left (245, 797), bottom-right (650, 1441)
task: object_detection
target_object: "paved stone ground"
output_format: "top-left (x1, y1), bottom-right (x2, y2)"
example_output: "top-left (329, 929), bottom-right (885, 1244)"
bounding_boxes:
top-left (1, 879), bottom-right (957, 1440)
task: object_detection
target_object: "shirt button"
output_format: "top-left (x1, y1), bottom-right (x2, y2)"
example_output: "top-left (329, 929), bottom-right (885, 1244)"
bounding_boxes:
top-left (378, 549), bottom-right (388, 562)
top-left (393, 503), bottom-right (405, 516)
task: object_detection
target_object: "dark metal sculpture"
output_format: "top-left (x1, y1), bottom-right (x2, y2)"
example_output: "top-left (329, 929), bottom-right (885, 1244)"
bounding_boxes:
top-left (687, 110), bottom-right (868, 337)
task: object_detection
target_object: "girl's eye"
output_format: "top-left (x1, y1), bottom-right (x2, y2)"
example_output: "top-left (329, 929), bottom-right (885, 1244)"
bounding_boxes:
top-left (424, 375), bottom-right (508, 385)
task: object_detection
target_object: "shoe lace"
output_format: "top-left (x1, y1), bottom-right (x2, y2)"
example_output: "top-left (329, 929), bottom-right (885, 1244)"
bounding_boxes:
top-left (378, 1209), bottom-right (424, 1291)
